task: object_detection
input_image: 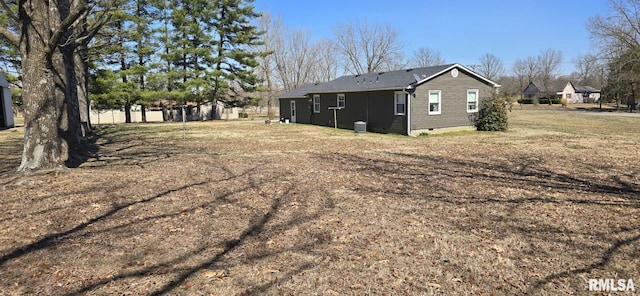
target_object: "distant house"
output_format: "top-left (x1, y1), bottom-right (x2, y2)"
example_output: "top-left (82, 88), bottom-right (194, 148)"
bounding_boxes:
top-left (522, 81), bottom-right (561, 99)
top-left (278, 63), bottom-right (501, 135)
top-left (0, 72), bottom-right (14, 129)
top-left (522, 82), bottom-right (542, 99)
top-left (559, 81), bottom-right (601, 103)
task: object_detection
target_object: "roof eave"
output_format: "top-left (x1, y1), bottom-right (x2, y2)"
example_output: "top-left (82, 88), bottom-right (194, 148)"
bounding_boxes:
top-left (308, 86), bottom-right (407, 94)
top-left (415, 63), bottom-right (501, 88)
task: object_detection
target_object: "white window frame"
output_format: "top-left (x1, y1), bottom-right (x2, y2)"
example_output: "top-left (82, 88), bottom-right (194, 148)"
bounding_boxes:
top-left (394, 91), bottom-right (406, 115)
top-left (467, 89), bottom-right (479, 113)
top-left (337, 94), bottom-right (345, 108)
top-left (313, 94), bottom-right (320, 113)
top-left (428, 90), bottom-right (441, 115)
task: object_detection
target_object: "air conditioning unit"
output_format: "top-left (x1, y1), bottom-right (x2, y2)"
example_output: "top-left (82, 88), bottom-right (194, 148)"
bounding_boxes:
top-left (354, 121), bottom-right (367, 133)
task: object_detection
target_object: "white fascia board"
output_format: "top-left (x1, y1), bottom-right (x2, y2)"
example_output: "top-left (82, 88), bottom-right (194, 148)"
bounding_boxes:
top-left (416, 63), bottom-right (502, 88)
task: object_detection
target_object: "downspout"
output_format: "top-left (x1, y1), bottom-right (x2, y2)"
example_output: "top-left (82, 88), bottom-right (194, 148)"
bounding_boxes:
top-left (404, 86), bottom-right (416, 137)
top-left (366, 93), bottom-right (369, 124)
top-left (308, 95), bottom-right (313, 124)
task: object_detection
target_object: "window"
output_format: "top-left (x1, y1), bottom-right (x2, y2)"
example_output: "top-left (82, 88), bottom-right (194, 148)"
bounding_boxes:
top-left (337, 94), bottom-right (345, 108)
top-left (429, 90), bottom-right (441, 115)
top-left (566, 93), bottom-right (572, 99)
top-left (313, 94), bottom-right (320, 113)
top-left (394, 92), bottom-right (406, 115)
top-left (467, 89), bottom-right (478, 113)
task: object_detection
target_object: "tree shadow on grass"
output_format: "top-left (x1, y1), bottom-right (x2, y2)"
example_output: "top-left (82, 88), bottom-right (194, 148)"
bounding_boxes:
top-left (0, 123), bottom-right (186, 176)
top-left (526, 234), bottom-right (640, 294)
top-left (312, 151), bottom-right (640, 294)
top-left (59, 169), bottom-right (326, 295)
top-left (0, 178), bottom-right (217, 268)
top-left (0, 137), bottom-right (23, 177)
top-left (1, 159), bottom-right (328, 295)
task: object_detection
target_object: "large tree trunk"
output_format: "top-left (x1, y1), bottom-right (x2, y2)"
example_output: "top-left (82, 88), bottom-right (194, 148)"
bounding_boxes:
top-left (125, 101), bottom-right (132, 123)
top-left (73, 19), bottom-right (91, 137)
top-left (141, 104), bottom-right (147, 122)
top-left (17, 0), bottom-right (65, 173)
top-left (76, 37), bottom-right (91, 135)
top-left (57, 0), bottom-right (85, 166)
top-left (60, 44), bottom-right (85, 165)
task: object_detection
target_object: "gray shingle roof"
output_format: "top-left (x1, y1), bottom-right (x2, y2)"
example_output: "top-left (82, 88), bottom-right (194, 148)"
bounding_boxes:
top-left (574, 85), bottom-right (600, 93)
top-left (278, 63), bottom-right (500, 98)
top-left (313, 64), bottom-right (456, 93)
top-left (276, 83), bottom-right (324, 99)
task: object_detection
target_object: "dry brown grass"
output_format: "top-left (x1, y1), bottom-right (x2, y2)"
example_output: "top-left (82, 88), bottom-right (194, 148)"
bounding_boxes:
top-left (1, 110), bottom-right (639, 295)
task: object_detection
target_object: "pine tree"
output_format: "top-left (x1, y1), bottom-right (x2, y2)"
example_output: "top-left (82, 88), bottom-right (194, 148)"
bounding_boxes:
top-left (169, 0), bottom-right (217, 107)
top-left (210, 0), bottom-right (264, 106)
top-left (129, 0), bottom-right (161, 122)
top-left (90, 0), bottom-right (160, 123)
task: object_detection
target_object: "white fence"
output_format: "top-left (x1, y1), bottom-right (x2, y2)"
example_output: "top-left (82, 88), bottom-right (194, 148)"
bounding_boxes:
top-left (89, 102), bottom-right (241, 124)
top-left (90, 110), bottom-right (164, 124)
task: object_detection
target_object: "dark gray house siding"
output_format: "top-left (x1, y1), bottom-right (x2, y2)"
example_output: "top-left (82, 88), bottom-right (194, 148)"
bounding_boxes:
top-left (411, 69), bottom-right (495, 130)
top-left (278, 98), bottom-right (290, 121)
top-left (277, 82), bottom-right (323, 123)
top-left (277, 64), bottom-right (499, 135)
top-left (307, 91), bottom-right (405, 134)
top-left (279, 98), bottom-right (311, 123)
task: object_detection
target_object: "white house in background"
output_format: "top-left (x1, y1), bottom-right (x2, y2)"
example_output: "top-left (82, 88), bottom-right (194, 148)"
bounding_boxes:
top-left (560, 81), bottom-right (601, 103)
top-left (0, 72), bottom-right (14, 128)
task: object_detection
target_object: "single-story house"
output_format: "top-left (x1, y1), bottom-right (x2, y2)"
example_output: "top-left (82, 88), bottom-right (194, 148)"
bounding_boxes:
top-left (522, 81), bottom-right (561, 99)
top-left (522, 82), bottom-right (541, 99)
top-left (278, 63), bottom-right (501, 136)
top-left (0, 72), bottom-right (14, 129)
top-left (559, 81), bottom-right (601, 103)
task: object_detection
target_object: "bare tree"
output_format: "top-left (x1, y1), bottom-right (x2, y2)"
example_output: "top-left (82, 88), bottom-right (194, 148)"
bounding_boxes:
top-left (588, 0), bottom-right (640, 110)
top-left (496, 76), bottom-right (521, 98)
top-left (512, 58), bottom-right (528, 98)
top-left (271, 27), bottom-right (316, 91)
top-left (258, 14), bottom-right (339, 93)
top-left (255, 11), bottom-right (277, 119)
top-left (573, 54), bottom-right (605, 87)
top-left (589, 0), bottom-right (640, 59)
top-left (333, 20), bottom-right (405, 74)
top-left (310, 38), bottom-right (339, 83)
top-left (409, 46), bottom-right (445, 68)
top-left (537, 48), bottom-right (564, 104)
top-left (477, 53), bottom-right (504, 81)
top-left (524, 55), bottom-right (540, 84)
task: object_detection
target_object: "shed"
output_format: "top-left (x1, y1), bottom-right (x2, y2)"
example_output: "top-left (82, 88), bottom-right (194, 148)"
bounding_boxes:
top-left (0, 72), bottom-right (14, 128)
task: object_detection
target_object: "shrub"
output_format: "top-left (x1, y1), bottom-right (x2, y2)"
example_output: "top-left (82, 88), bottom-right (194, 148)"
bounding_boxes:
top-left (538, 97), bottom-right (562, 104)
top-left (518, 97), bottom-right (562, 104)
top-left (471, 93), bottom-right (511, 131)
top-left (517, 98), bottom-right (534, 104)
top-left (239, 112), bottom-right (249, 118)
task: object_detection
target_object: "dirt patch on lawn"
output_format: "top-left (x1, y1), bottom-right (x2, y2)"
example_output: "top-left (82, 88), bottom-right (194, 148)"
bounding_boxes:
top-left (1, 112), bottom-right (639, 295)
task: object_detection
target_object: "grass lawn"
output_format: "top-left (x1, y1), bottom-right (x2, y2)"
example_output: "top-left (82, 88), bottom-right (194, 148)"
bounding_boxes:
top-left (0, 110), bottom-right (639, 295)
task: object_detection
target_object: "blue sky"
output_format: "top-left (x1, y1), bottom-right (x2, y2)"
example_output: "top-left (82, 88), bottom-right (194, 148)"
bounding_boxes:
top-left (254, 0), bottom-right (608, 75)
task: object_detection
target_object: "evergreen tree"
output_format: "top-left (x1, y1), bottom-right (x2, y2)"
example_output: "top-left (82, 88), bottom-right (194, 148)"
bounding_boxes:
top-left (210, 0), bottom-right (264, 106)
top-left (169, 0), bottom-right (217, 108)
top-left (90, 0), bottom-right (160, 123)
top-left (129, 0), bottom-right (161, 122)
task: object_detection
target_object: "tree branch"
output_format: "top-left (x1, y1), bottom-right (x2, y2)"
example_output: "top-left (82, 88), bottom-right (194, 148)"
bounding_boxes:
top-left (0, 26), bottom-right (19, 47)
top-left (0, 0), bottom-right (18, 23)
top-left (45, 0), bottom-right (89, 58)
top-left (83, 0), bottom-right (117, 45)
